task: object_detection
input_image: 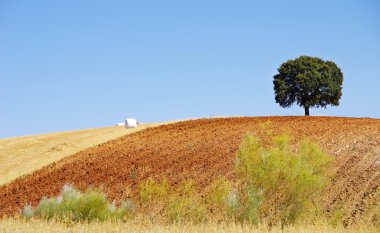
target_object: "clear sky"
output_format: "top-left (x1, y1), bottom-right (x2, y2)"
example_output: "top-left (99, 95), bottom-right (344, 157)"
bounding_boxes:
top-left (1, 0), bottom-right (379, 138)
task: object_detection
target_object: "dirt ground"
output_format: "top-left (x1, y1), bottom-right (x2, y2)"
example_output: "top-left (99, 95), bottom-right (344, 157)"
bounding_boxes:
top-left (0, 117), bottom-right (379, 224)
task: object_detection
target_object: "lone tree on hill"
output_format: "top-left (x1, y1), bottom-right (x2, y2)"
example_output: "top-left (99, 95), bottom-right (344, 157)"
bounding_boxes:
top-left (273, 56), bottom-right (343, 116)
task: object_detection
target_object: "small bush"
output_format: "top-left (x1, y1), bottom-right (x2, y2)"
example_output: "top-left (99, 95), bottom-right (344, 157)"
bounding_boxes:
top-left (21, 134), bottom-right (332, 226)
top-left (234, 134), bottom-right (332, 226)
top-left (136, 134), bottom-right (332, 225)
top-left (138, 178), bottom-right (207, 223)
top-left (139, 178), bottom-right (170, 205)
top-left (167, 180), bottom-right (206, 223)
top-left (22, 185), bottom-right (131, 222)
top-left (204, 177), bottom-right (234, 221)
top-left (34, 197), bottom-right (59, 220)
top-left (204, 177), bottom-right (231, 210)
top-left (138, 178), bottom-right (171, 222)
top-left (21, 205), bottom-right (34, 220)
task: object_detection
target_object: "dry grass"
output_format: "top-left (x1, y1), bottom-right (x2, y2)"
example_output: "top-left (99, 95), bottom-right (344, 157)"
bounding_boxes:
top-left (0, 219), bottom-right (378, 233)
top-left (0, 123), bottom-right (161, 186)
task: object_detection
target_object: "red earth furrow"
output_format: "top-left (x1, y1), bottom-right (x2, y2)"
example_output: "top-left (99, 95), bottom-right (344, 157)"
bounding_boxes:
top-left (344, 173), bottom-right (380, 226)
top-left (0, 117), bottom-right (380, 224)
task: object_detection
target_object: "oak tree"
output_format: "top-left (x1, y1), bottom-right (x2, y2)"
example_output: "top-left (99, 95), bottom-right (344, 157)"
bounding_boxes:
top-left (273, 56), bottom-right (343, 116)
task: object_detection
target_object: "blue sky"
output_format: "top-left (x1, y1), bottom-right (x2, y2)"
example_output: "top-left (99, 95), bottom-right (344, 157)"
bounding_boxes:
top-left (1, 0), bottom-right (379, 138)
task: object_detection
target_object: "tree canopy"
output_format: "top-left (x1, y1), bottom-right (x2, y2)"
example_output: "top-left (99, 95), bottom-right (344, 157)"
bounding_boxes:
top-left (273, 56), bottom-right (343, 116)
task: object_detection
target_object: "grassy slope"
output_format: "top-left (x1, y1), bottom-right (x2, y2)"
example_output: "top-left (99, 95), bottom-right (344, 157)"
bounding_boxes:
top-left (0, 123), bottom-right (160, 186)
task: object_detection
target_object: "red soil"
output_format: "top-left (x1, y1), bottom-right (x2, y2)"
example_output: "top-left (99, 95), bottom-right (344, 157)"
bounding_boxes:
top-left (1, 117), bottom-right (380, 223)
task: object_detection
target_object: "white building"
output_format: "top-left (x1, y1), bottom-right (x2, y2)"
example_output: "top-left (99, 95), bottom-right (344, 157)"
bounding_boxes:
top-left (125, 118), bottom-right (137, 128)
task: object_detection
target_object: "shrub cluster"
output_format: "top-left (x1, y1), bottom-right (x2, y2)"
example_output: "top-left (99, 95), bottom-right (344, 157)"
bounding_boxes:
top-left (22, 134), bottom-right (333, 226)
top-left (233, 134), bottom-right (332, 226)
top-left (138, 178), bottom-right (208, 223)
top-left (22, 185), bottom-right (134, 222)
top-left (136, 134), bottom-right (332, 226)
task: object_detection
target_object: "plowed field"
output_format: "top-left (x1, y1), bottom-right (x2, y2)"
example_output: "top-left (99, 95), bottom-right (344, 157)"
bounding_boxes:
top-left (1, 117), bottom-right (380, 224)
top-left (0, 124), bottom-right (159, 186)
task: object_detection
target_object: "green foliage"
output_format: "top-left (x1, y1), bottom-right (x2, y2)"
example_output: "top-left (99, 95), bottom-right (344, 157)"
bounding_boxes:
top-left (135, 134), bottom-right (332, 225)
top-left (234, 134), bottom-right (332, 226)
top-left (204, 177), bottom-right (232, 211)
top-left (21, 134), bottom-right (333, 226)
top-left (21, 185), bottom-right (131, 222)
top-left (139, 178), bottom-right (170, 205)
top-left (21, 205), bottom-right (34, 220)
top-left (34, 197), bottom-right (59, 220)
top-left (167, 180), bottom-right (206, 223)
top-left (139, 178), bottom-right (207, 223)
top-left (273, 56), bottom-right (343, 115)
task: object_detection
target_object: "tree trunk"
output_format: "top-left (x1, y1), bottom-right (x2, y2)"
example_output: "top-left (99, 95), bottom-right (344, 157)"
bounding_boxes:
top-left (304, 106), bottom-right (310, 116)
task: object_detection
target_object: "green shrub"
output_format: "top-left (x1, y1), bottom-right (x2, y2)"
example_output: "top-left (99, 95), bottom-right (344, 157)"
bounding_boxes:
top-left (136, 134), bottom-right (332, 225)
top-left (21, 205), bottom-right (34, 220)
top-left (71, 189), bottom-right (108, 221)
top-left (203, 177), bottom-right (234, 221)
top-left (138, 178), bottom-right (171, 222)
top-left (204, 177), bottom-right (231, 210)
top-left (234, 134), bottom-right (332, 226)
top-left (34, 197), bottom-right (59, 220)
top-left (22, 134), bottom-right (332, 226)
top-left (139, 178), bottom-right (170, 205)
top-left (167, 180), bottom-right (206, 223)
top-left (138, 178), bottom-right (206, 223)
top-left (167, 195), bottom-right (206, 223)
top-left (22, 185), bottom-right (131, 222)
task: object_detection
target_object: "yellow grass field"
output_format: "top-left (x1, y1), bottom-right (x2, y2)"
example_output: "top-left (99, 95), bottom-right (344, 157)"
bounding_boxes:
top-left (0, 219), bottom-right (378, 233)
top-left (0, 123), bottom-right (160, 186)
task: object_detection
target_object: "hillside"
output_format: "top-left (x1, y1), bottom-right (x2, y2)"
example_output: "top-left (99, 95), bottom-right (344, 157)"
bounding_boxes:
top-left (1, 117), bottom-right (380, 224)
top-left (0, 124), bottom-right (160, 186)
